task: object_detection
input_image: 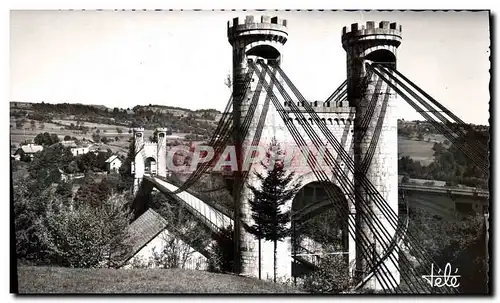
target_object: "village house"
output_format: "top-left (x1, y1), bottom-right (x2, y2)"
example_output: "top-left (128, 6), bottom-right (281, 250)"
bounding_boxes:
top-left (105, 155), bottom-right (123, 173)
top-left (13, 143), bottom-right (44, 161)
top-left (61, 140), bottom-right (92, 157)
top-left (120, 209), bottom-right (209, 270)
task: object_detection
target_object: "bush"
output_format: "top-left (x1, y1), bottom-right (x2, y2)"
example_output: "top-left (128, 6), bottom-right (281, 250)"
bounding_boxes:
top-left (27, 193), bottom-right (132, 268)
top-left (208, 225), bottom-right (239, 273)
top-left (301, 254), bottom-right (352, 293)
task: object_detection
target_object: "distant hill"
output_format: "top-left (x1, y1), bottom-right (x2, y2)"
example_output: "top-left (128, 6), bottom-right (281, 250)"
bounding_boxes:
top-left (10, 101), bottom-right (221, 137)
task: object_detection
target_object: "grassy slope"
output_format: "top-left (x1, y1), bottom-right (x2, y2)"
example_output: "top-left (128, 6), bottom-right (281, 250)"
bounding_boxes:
top-left (397, 134), bottom-right (447, 166)
top-left (17, 266), bottom-right (305, 294)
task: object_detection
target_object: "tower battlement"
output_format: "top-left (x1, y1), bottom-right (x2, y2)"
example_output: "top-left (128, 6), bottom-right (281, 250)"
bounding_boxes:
top-left (227, 15), bottom-right (288, 46)
top-left (341, 21), bottom-right (402, 50)
top-left (144, 141), bottom-right (158, 147)
top-left (133, 127), bottom-right (145, 133)
top-left (284, 100), bottom-right (352, 113)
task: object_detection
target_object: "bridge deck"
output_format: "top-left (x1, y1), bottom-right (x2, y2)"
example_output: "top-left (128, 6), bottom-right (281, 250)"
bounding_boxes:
top-left (145, 175), bottom-right (234, 232)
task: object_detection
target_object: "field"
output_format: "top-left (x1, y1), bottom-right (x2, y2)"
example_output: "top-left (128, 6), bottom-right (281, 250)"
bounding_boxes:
top-left (9, 118), bottom-right (192, 156)
top-left (398, 134), bottom-right (447, 166)
top-left (10, 114), bottom-right (447, 164)
top-left (16, 266), bottom-right (304, 294)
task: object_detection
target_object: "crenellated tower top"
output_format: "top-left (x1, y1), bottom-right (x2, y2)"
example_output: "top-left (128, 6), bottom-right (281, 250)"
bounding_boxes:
top-left (227, 15), bottom-right (288, 63)
top-left (227, 15), bottom-right (288, 46)
top-left (341, 21), bottom-right (402, 51)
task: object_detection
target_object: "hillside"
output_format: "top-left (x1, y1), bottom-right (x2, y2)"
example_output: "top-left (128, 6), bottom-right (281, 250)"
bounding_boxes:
top-left (10, 101), bottom-right (220, 139)
top-left (16, 266), bottom-right (305, 294)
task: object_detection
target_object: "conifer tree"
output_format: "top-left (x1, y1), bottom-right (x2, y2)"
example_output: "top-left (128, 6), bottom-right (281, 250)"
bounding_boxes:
top-left (247, 137), bottom-right (301, 282)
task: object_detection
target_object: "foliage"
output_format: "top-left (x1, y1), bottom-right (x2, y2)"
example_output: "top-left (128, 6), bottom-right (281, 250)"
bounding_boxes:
top-left (247, 137), bottom-right (302, 282)
top-left (73, 175), bottom-right (118, 208)
top-left (41, 193), bottom-right (132, 268)
top-left (22, 101), bottom-right (218, 137)
top-left (55, 181), bottom-right (74, 205)
top-left (208, 225), bottom-right (240, 273)
top-left (14, 179), bottom-right (52, 263)
top-left (398, 127), bottom-right (489, 189)
top-left (403, 208), bottom-right (488, 294)
top-left (118, 140), bottom-right (136, 192)
top-left (75, 150), bottom-right (112, 173)
top-left (301, 254), bottom-right (352, 293)
top-left (34, 132), bottom-right (60, 146)
top-left (28, 143), bottom-right (74, 190)
top-left (149, 129), bottom-right (158, 143)
top-left (148, 192), bottom-right (212, 270)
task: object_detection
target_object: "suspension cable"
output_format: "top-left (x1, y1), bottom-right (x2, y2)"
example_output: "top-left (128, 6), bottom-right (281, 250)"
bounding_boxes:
top-left (388, 65), bottom-right (489, 151)
top-left (255, 62), bottom-right (404, 292)
top-left (375, 64), bottom-right (488, 159)
top-left (274, 63), bottom-right (448, 293)
top-left (369, 64), bottom-right (488, 174)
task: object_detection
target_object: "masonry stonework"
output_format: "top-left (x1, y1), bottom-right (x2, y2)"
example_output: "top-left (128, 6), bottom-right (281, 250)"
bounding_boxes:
top-left (132, 127), bottom-right (169, 196)
top-left (342, 21), bottom-right (402, 290)
top-left (228, 15), bottom-right (357, 281)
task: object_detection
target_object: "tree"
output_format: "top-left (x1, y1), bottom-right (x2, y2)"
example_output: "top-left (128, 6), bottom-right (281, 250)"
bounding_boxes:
top-left (14, 179), bottom-right (50, 262)
top-left (302, 248), bottom-right (352, 293)
top-left (118, 141), bottom-right (135, 192)
top-left (149, 192), bottom-right (211, 270)
top-left (30, 120), bottom-right (36, 131)
top-left (55, 181), bottom-right (73, 205)
top-left (403, 209), bottom-right (487, 294)
top-left (50, 134), bottom-right (60, 145)
top-left (417, 133), bottom-right (424, 141)
top-left (224, 73), bottom-right (232, 91)
top-left (64, 135), bottom-right (72, 141)
top-left (117, 128), bottom-right (123, 134)
top-left (247, 137), bottom-right (301, 282)
top-left (34, 132), bottom-right (60, 146)
top-left (149, 130), bottom-right (158, 143)
top-left (28, 144), bottom-right (74, 190)
top-left (39, 122), bottom-right (45, 130)
top-left (209, 225), bottom-right (239, 273)
top-left (42, 193), bottom-right (132, 268)
top-left (99, 193), bottom-right (133, 267)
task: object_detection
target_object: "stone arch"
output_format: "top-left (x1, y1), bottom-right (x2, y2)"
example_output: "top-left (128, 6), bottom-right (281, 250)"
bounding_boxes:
top-left (144, 156), bottom-right (157, 175)
top-left (244, 41), bottom-right (283, 60)
top-left (288, 171), bottom-right (350, 278)
top-left (363, 48), bottom-right (397, 69)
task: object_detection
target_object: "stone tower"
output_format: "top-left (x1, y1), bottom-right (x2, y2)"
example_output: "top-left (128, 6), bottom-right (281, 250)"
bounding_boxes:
top-left (132, 127), bottom-right (169, 196)
top-left (342, 21), bottom-right (402, 290)
top-left (227, 15), bottom-right (289, 277)
top-left (156, 127), bottom-right (168, 177)
top-left (132, 127), bottom-right (145, 195)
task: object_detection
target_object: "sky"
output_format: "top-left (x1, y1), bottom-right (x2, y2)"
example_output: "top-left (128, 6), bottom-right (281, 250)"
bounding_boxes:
top-left (10, 10), bottom-right (490, 125)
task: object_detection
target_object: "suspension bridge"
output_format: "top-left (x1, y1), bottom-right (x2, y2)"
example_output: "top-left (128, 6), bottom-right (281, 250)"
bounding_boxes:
top-left (125, 16), bottom-right (489, 294)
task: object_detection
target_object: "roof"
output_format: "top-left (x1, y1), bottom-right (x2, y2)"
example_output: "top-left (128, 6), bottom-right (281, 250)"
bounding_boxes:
top-left (20, 144), bottom-right (43, 154)
top-left (105, 155), bottom-right (121, 163)
top-left (122, 209), bottom-right (168, 263)
top-left (61, 141), bottom-right (78, 148)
